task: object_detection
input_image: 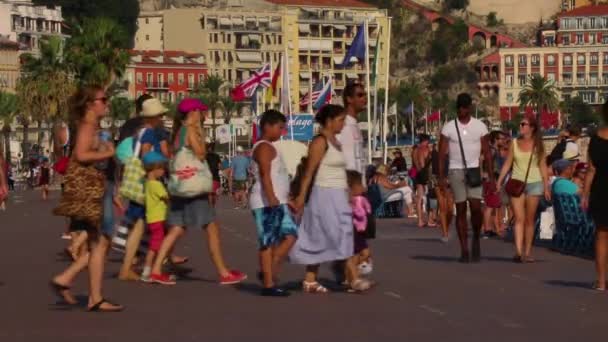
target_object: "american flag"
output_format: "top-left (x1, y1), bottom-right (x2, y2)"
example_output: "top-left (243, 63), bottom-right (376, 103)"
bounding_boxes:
top-left (300, 77), bottom-right (332, 109)
top-left (300, 79), bottom-right (324, 107)
top-left (231, 64), bottom-right (272, 100)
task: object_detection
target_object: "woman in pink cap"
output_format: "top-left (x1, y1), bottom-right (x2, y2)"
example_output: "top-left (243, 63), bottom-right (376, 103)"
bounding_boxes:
top-left (149, 98), bottom-right (247, 285)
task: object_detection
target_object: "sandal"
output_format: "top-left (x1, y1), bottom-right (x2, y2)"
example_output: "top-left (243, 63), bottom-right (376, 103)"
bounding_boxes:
top-left (591, 282), bottom-right (606, 292)
top-left (349, 278), bottom-right (373, 293)
top-left (512, 255), bottom-right (523, 263)
top-left (88, 299), bottom-right (124, 312)
top-left (49, 281), bottom-right (78, 305)
top-left (302, 281), bottom-right (329, 294)
top-left (523, 256), bottom-right (536, 263)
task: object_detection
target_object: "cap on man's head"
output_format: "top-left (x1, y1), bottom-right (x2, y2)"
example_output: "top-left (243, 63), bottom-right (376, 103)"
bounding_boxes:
top-left (552, 159), bottom-right (576, 174)
top-left (142, 151), bottom-right (168, 166)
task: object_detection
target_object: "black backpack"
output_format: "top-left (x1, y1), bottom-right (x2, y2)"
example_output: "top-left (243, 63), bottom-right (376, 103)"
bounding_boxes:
top-left (547, 139), bottom-right (569, 165)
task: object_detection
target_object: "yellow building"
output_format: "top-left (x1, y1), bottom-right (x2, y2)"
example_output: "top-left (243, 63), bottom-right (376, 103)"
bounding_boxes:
top-left (0, 38), bottom-right (19, 93)
top-left (134, 0), bottom-right (389, 109)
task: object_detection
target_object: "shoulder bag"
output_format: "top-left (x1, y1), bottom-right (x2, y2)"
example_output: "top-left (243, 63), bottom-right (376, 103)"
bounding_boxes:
top-left (454, 120), bottom-right (482, 188)
top-left (119, 129), bottom-right (147, 204)
top-left (504, 141), bottom-right (535, 198)
top-left (167, 127), bottom-right (213, 197)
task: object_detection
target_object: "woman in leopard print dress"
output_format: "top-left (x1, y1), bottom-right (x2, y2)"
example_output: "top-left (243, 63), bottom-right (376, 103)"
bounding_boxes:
top-left (50, 86), bottom-right (123, 312)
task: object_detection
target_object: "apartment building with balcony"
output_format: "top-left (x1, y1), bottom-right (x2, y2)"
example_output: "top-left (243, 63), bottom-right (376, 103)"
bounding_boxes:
top-left (275, 0), bottom-right (389, 110)
top-left (0, 0), bottom-right (65, 55)
top-left (0, 37), bottom-right (19, 92)
top-left (134, 0), bottom-right (389, 110)
top-left (158, 1), bottom-right (284, 88)
top-left (125, 50), bottom-right (208, 103)
top-left (499, 5), bottom-right (608, 115)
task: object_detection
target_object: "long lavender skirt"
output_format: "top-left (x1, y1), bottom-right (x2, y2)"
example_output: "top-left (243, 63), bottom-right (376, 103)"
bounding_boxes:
top-left (289, 186), bottom-right (354, 265)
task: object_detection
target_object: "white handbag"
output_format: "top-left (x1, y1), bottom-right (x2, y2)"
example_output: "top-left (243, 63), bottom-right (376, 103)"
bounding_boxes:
top-left (539, 207), bottom-right (556, 240)
top-left (168, 146), bottom-right (213, 197)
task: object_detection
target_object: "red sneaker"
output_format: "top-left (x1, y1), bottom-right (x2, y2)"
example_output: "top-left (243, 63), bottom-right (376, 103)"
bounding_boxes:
top-left (151, 273), bottom-right (176, 285)
top-left (219, 270), bottom-right (247, 285)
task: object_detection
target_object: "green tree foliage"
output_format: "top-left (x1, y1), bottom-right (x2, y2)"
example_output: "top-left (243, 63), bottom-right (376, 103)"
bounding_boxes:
top-left (18, 36), bottom-right (75, 151)
top-left (0, 91), bottom-right (18, 159)
top-left (426, 19), bottom-right (469, 64)
top-left (486, 12), bottom-right (503, 27)
top-left (192, 75), bottom-right (226, 142)
top-left (443, 0), bottom-right (469, 11)
top-left (65, 17), bottom-right (130, 87)
top-left (561, 96), bottom-right (600, 126)
top-left (109, 97), bottom-right (134, 134)
top-left (518, 74), bottom-right (559, 119)
top-left (32, 0), bottom-right (140, 46)
top-left (429, 62), bottom-right (478, 91)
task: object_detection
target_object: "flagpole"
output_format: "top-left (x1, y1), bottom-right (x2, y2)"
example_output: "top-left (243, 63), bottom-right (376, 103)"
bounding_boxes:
top-left (395, 105), bottom-right (398, 147)
top-left (411, 101), bottom-right (415, 145)
top-left (364, 18), bottom-right (372, 164)
top-left (382, 17), bottom-right (391, 164)
top-left (372, 30), bottom-right (380, 154)
top-left (425, 108), bottom-right (429, 134)
top-left (283, 49), bottom-right (294, 140)
top-left (308, 75), bottom-right (313, 115)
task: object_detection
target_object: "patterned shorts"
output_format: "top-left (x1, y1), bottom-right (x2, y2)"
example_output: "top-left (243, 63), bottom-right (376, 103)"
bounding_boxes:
top-left (251, 204), bottom-right (298, 249)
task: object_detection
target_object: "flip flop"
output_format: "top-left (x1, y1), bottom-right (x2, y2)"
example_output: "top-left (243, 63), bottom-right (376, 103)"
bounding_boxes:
top-left (49, 281), bottom-right (78, 305)
top-left (88, 299), bottom-right (124, 312)
top-left (591, 282), bottom-right (606, 292)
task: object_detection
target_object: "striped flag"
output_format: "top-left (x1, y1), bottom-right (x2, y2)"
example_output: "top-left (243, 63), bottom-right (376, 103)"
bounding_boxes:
top-left (300, 77), bottom-right (332, 110)
top-left (265, 60), bottom-right (281, 103)
top-left (231, 64), bottom-right (272, 102)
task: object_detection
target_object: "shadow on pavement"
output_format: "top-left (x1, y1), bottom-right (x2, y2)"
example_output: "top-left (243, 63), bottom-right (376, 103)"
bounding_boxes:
top-left (406, 238), bottom-right (442, 243)
top-left (544, 280), bottom-right (593, 290)
top-left (410, 255), bottom-right (460, 263)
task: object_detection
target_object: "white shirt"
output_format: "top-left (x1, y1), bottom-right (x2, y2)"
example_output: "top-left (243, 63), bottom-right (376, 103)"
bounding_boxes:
top-left (249, 141), bottom-right (291, 209)
top-left (337, 114), bottom-right (365, 174)
top-left (315, 141), bottom-right (348, 189)
top-left (441, 117), bottom-right (488, 170)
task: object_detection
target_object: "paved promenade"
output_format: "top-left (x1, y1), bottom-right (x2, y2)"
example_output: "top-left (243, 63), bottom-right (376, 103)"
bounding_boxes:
top-left (0, 190), bottom-right (604, 341)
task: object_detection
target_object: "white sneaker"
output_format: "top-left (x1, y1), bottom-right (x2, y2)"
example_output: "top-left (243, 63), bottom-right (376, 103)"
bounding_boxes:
top-left (358, 261), bottom-right (373, 275)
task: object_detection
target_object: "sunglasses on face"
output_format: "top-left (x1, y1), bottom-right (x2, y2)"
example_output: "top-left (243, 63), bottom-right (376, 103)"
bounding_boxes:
top-left (355, 93), bottom-right (366, 98)
top-left (520, 122), bottom-right (530, 127)
top-left (95, 97), bottom-right (108, 104)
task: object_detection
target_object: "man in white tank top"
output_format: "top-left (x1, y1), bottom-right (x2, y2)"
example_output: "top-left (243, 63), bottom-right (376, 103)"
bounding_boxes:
top-left (249, 110), bottom-right (298, 297)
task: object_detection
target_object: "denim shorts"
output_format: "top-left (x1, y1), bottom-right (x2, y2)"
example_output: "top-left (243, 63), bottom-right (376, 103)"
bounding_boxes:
top-left (101, 181), bottom-right (115, 237)
top-left (525, 181), bottom-right (544, 196)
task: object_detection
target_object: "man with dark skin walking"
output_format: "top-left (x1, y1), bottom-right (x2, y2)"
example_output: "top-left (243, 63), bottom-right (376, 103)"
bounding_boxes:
top-left (438, 93), bottom-right (493, 263)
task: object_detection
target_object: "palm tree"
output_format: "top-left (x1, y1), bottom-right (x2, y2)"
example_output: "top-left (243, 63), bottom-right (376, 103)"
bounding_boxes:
top-left (66, 17), bottom-right (130, 88)
top-left (194, 74), bottom-right (226, 142)
top-left (18, 36), bottom-right (75, 155)
top-left (219, 96), bottom-right (243, 124)
top-left (0, 91), bottom-right (18, 160)
top-left (518, 74), bottom-right (559, 120)
top-left (109, 97), bottom-right (134, 136)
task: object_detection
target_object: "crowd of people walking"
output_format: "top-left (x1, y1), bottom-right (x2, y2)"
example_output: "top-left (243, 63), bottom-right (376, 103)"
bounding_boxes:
top-left (0, 81), bottom-right (605, 312)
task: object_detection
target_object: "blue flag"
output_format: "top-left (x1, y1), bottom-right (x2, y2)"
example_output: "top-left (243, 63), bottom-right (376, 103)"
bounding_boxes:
top-left (341, 25), bottom-right (366, 68)
top-left (403, 103), bottom-right (414, 114)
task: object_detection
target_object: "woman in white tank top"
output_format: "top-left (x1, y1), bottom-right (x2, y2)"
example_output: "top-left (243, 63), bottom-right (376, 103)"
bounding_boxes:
top-left (290, 105), bottom-right (372, 293)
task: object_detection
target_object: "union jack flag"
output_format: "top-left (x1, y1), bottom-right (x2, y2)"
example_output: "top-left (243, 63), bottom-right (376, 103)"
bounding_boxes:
top-left (230, 64), bottom-right (272, 102)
